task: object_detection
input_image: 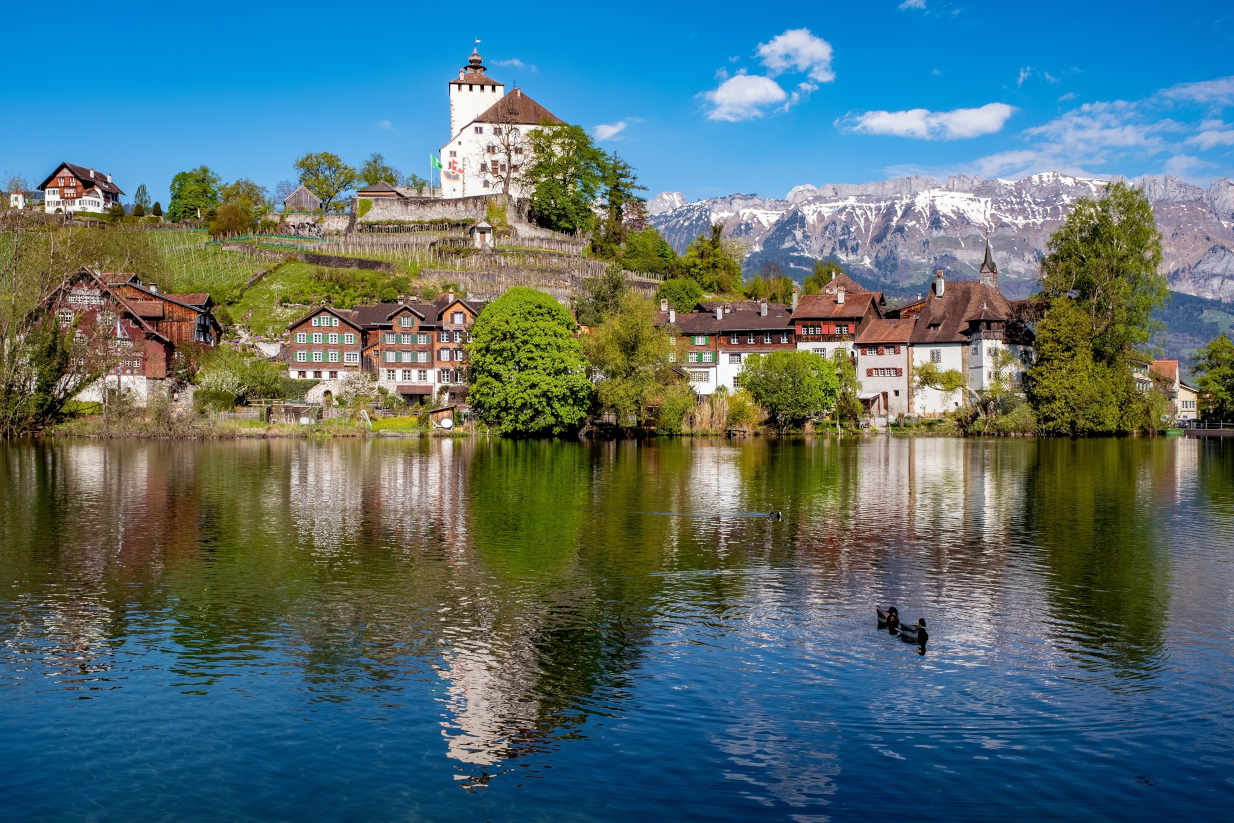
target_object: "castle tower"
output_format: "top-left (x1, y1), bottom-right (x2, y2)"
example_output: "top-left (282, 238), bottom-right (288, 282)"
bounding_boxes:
top-left (979, 237), bottom-right (998, 287)
top-left (448, 47), bottom-right (505, 140)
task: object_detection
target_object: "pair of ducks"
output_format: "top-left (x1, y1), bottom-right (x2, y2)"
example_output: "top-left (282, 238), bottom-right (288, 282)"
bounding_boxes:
top-left (876, 606), bottom-right (928, 644)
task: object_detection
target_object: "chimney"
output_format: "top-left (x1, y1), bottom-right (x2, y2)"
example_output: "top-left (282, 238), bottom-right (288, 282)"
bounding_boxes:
top-left (106, 174), bottom-right (112, 183)
top-left (715, 306), bottom-right (723, 321)
top-left (669, 308), bottom-right (676, 323)
top-left (89, 168), bottom-right (95, 178)
top-left (448, 289), bottom-right (455, 303)
top-left (791, 287), bottom-right (799, 311)
top-left (934, 269), bottom-right (945, 297)
top-left (836, 287), bottom-right (845, 305)
top-left (149, 284), bottom-right (158, 294)
top-left (760, 301), bottom-right (768, 317)
top-left (661, 298), bottom-right (668, 312)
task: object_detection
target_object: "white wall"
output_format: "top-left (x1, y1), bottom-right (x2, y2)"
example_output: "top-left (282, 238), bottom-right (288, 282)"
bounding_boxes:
top-left (441, 123), bottom-right (540, 199)
top-left (910, 343), bottom-right (967, 415)
top-left (449, 80), bottom-right (505, 141)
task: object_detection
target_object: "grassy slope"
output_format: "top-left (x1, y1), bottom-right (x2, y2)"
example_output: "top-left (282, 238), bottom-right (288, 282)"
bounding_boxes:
top-left (229, 262), bottom-right (320, 337)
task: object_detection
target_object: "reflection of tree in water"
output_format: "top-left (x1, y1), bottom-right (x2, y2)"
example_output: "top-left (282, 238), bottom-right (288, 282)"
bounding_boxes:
top-left (1025, 439), bottom-right (1171, 687)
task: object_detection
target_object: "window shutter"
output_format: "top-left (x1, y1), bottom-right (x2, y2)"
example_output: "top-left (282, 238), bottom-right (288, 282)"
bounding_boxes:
top-left (866, 369), bottom-right (873, 377)
top-left (796, 325), bottom-right (802, 335)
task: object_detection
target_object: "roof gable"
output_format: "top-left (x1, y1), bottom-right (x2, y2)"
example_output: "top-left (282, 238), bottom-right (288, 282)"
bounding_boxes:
top-left (287, 304), bottom-right (364, 331)
top-left (37, 162), bottom-right (124, 196)
top-left (473, 89), bottom-right (562, 126)
top-left (44, 268), bottom-right (168, 341)
top-left (908, 280), bottom-right (1014, 345)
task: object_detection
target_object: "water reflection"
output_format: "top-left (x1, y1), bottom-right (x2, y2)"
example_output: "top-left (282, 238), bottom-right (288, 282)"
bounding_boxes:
top-left (1, 436), bottom-right (1231, 819)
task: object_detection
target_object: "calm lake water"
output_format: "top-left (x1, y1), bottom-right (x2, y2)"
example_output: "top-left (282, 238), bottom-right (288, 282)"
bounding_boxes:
top-left (1, 436), bottom-right (1233, 821)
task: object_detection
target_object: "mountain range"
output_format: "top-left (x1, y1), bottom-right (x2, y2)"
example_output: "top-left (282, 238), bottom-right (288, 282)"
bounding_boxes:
top-left (647, 173), bottom-right (1234, 304)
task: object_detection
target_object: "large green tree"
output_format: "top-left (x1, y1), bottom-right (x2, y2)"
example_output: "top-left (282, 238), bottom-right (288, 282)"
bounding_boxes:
top-left (133, 184), bottom-right (151, 211)
top-left (1191, 333), bottom-right (1234, 418)
top-left (739, 350), bottom-right (840, 432)
top-left (680, 223), bottom-right (744, 293)
top-left (524, 122), bottom-right (607, 235)
top-left (622, 227), bottom-right (679, 277)
top-left (585, 292), bottom-right (679, 428)
top-left (592, 153), bottom-right (646, 259)
top-left (572, 265), bottom-right (628, 327)
top-left (467, 287), bottom-right (593, 436)
top-left (655, 277), bottom-right (703, 311)
top-left (166, 165), bottom-right (221, 222)
top-left (209, 178), bottom-right (269, 236)
top-left (1039, 181), bottom-right (1167, 365)
top-left (293, 152), bottom-right (358, 213)
top-left (803, 260), bottom-right (846, 295)
top-left (358, 153), bottom-right (399, 187)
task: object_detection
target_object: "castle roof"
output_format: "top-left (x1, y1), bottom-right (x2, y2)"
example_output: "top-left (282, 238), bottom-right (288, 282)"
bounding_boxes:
top-left (474, 88), bottom-right (561, 126)
top-left (908, 280), bottom-right (1015, 345)
top-left (453, 47), bottom-right (502, 86)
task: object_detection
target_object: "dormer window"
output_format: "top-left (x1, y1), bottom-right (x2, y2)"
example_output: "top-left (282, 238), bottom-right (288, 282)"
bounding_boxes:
top-left (452, 311), bottom-right (465, 324)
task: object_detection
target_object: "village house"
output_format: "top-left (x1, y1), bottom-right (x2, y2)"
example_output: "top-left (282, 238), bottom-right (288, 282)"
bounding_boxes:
top-left (854, 318), bottom-right (916, 420)
top-left (285, 291), bottom-right (483, 405)
top-left (41, 268), bottom-right (176, 405)
top-left (38, 162), bottom-right (123, 215)
top-left (1149, 360), bottom-right (1200, 421)
top-left (793, 273), bottom-right (884, 362)
top-left (109, 276), bottom-right (222, 346)
top-left (654, 298), bottom-right (795, 395)
top-left (901, 244), bottom-right (1032, 416)
top-left (440, 48), bottom-right (562, 198)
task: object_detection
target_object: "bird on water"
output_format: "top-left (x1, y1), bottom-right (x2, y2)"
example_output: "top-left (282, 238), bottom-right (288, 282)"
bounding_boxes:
top-left (899, 618), bottom-right (928, 644)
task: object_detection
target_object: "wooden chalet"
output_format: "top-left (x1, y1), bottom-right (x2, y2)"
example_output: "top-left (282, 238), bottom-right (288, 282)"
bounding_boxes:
top-left (37, 162), bottom-right (124, 215)
top-left (109, 276), bottom-right (222, 346)
top-left (283, 185), bottom-right (323, 212)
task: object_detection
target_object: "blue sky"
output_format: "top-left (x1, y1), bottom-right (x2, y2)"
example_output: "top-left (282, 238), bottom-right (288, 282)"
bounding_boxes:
top-left (3, 1), bottom-right (1233, 205)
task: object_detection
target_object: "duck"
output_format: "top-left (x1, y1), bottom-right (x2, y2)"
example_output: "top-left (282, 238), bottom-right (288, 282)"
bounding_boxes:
top-left (899, 618), bottom-right (929, 644)
top-left (876, 606), bottom-right (900, 630)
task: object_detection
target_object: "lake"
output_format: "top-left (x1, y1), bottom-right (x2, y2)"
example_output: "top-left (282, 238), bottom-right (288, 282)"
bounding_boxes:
top-left (1, 436), bottom-right (1232, 821)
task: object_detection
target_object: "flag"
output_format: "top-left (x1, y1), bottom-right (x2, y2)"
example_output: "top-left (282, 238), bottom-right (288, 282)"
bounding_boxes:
top-left (430, 155), bottom-right (442, 170)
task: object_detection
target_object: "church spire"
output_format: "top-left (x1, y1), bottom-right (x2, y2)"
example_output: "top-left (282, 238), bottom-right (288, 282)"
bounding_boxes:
top-left (979, 236), bottom-right (998, 287)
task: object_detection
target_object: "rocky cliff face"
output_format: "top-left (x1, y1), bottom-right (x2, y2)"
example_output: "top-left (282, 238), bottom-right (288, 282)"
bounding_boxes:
top-left (649, 173), bottom-right (1234, 301)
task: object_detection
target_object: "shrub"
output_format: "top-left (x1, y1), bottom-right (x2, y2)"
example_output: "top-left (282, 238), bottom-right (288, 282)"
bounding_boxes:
top-left (357, 198), bottom-right (372, 218)
top-left (655, 278), bottom-right (704, 311)
top-left (726, 389), bottom-right (760, 429)
top-left (655, 384), bottom-right (696, 435)
top-left (195, 389), bottom-right (236, 413)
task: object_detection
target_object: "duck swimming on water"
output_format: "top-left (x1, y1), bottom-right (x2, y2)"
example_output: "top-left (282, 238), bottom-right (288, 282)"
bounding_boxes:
top-left (899, 618), bottom-right (928, 644)
top-left (876, 606), bottom-right (900, 630)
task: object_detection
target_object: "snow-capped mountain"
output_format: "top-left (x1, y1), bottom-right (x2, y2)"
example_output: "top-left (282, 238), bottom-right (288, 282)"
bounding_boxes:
top-left (649, 173), bottom-right (1234, 301)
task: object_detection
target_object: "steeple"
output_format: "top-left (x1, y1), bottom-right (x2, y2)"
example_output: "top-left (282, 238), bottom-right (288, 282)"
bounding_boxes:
top-left (979, 237), bottom-right (998, 287)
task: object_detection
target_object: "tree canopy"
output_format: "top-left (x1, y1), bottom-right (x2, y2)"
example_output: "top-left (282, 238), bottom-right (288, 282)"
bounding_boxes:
top-left (572, 265), bottom-right (628, 328)
top-left (1039, 182), bottom-right (1167, 365)
top-left (1191, 334), bottom-right (1234, 418)
top-left (803, 260), bottom-right (846, 295)
top-left (358, 153), bottom-right (400, 188)
top-left (739, 350), bottom-right (839, 432)
top-left (591, 153), bottom-right (646, 259)
top-left (293, 152), bottom-right (358, 213)
top-left (621, 227), bottom-right (679, 276)
top-left (655, 278), bottom-right (704, 312)
top-left (524, 122), bottom-right (607, 235)
top-left (166, 166), bottom-right (221, 222)
top-left (680, 224), bottom-right (744, 293)
top-left (467, 287), bottom-right (593, 436)
top-left (585, 292), bottom-right (680, 428)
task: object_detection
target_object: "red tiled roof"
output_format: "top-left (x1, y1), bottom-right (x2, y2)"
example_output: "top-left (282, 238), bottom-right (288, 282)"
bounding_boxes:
top-left (37, 162), bottom-right (124, 196)
top-left (856, 318), bottom-right (916, 344)
top-left (1151, 360), bottom-right (1179, 383)
top-left (793, 291), bottom-right (876, 321)
top-left (908, 280), bottom-right (1015, 345)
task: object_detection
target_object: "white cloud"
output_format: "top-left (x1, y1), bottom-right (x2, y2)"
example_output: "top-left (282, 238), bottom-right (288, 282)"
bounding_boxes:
top-left (1163, 155), bottom-right (1214, 178)
top-left (1017, 67), bottom-right (1032, 88)
top-left (376, 120), bottom-right (393, 130)
top-left (703, 73), bottom-right (787, 121)
top-left (838, 103), bottom-right (1016, 140)
top-left (594, 122), bottom-right (627, 140)
top-left (1160, 75), bottom-right (1234, 107)
top-left (492, 58), bottom-right (536, 71)
top-left (1058, 92), bottom-right (1077, 102)
top-left (899, 0), bottom-right (926, 8)
top-left (1187, 119), bottom-right (1234, 150)
top-left (1022, 101), bottom-right (1174, 156)
top-left (756, 28), bottom-right (835, 83)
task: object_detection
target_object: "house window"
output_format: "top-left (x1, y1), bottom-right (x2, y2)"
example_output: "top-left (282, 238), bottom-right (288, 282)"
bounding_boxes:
top-left (344, 333), bottom-right (355, 345)
top-left (401, 334), bottom-right (412, 345)
top-left (386, 370), bottom-right (396, 380)
top-left (930, 349), bottom-right (942, 363)
top-left (326, 371), bottom-right (336, 379)
top-left (399, 316), bottom-right (413, 327)
top-left (417, 370), bottom-right (427, 381)
top-left (763, 333), bottom-right (772, 344)
top-left (729, 354), bottom-right (742, 364)
top-left (439, 331), bottom-right (449, 342)
top-left (328, 351), bottom-right (339, 363)
top-left (297, 371), bottom-right (307, 379)
top-left (57, 310), bottom-right (74, 326)
top-left (689, 371), bottom-right (709, 383)
top-left (384, 351), bottom-right (394, 362)
top-left (312, 351), bottom-right (323, 362)
top-left (747, 333), bottom-right (755, 344)
top-left (453, 330), bottom-right (463, 343)
top-left (482, 180), bottom-right (490, 188)
top-left (813, 348), bottom-right (826, 357)
top-left (419, 351), bottom-right (430, 363)
top-left (439, 369), bottom-right (452, 383)
top-left (313, 371), bottom-right (322, 379)
top-left (344, 352), bottom-right (359, 364)
top-left (780, 333), bottom-right (789, 343)
top-left (688, 352), bottom-right (699, 363)
top-left (453, 312), bottom-right (465, 324)
top-left (971, 346), bottom-right (979, 355)
top-left (668, 353), bottom-right (676, 362)
top-left (702, 351), bottom-right (714, 363)
top-left (692, 335), bottom-right (708, 345)
top-left (402, 370), bottom-right (412, 381)
top-left (384, 333), bottom-right (396, 344)
top-left (449, 151), bottom-right (457, 157)
top-left (296, 351), bottom-right (307, 362)
top-left (493, 126), bottom-right (502, 135)
top-left (312, 317), bottom-right (319, 327)
top-left (838, 324), bottom-right (850, 334)
top-left (474, 126), bottom-right (483, 134)
top-left (439, 349), bottom-right (449, 361)
top-left (296, 332), bottom-right (307, 343)
top-left (326, 316), bottom-right (336, 326)
top-left (730, 334), bottom-right (739, 344)
top-left (312, 333), bottom-right (323, 344)
top-left (328, 333), bottom-right (338, 345)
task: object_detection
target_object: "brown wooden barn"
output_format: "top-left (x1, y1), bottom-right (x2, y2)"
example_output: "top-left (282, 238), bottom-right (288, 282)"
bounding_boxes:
top-left (109, 276), bottom-right (222, 346)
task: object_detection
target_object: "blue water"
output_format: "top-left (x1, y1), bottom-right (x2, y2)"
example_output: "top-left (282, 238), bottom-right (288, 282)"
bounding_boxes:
top-left (1, 437), bottom-right (1232, 820)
